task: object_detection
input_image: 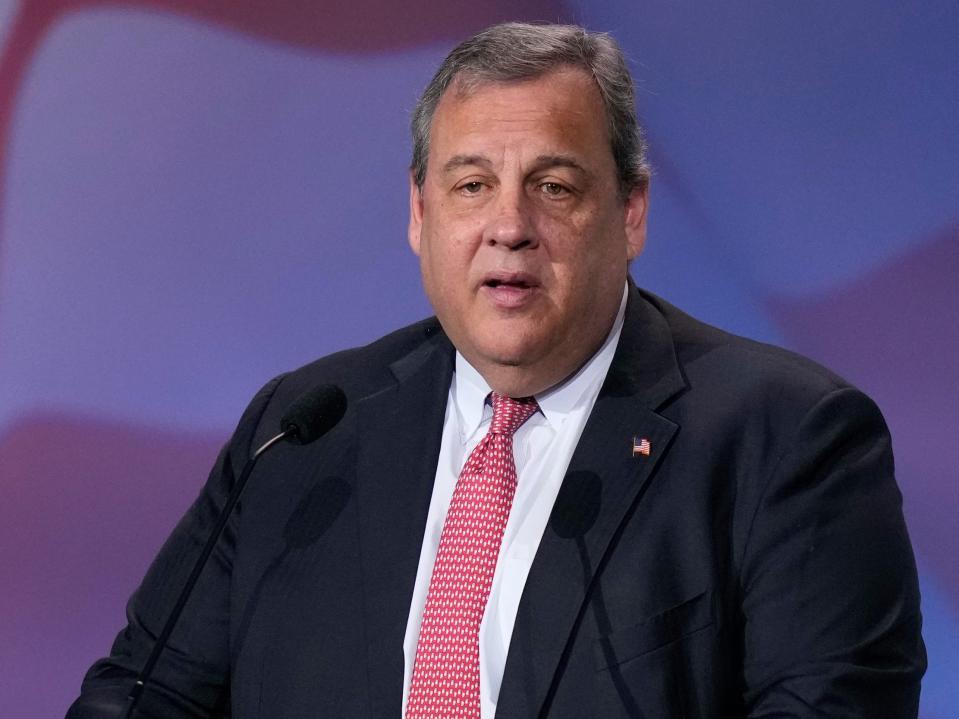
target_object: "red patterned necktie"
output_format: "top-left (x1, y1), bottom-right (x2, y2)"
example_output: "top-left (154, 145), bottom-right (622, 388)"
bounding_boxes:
top-left (406, 393), bottom-right (539, 719)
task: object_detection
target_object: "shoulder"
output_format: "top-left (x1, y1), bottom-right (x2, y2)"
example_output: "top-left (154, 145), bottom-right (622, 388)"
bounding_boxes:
top-left (279, 316), bottom-right (446, 402)
top-left (650, 291), bottom-right (850, 391)
top-left (232, 316), bottom-right (448, 453)
top-left (638, 290), bottom-right (879, 430)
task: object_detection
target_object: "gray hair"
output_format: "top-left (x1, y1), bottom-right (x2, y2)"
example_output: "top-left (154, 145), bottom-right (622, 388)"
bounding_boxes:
top-left (410, 22), bottom-right (651, 198)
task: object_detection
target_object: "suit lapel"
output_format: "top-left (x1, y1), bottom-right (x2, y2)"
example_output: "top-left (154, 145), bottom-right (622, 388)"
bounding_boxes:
top-left (353, 324), bottom-right (454, 718)
top-left (497, 286), bottom-right (687, 717)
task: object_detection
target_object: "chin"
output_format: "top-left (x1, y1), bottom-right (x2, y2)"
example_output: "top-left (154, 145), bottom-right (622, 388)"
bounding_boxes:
top-left (476, 338), bottom-right (546, 370)
top-left (479, 347), bottom-right (528, 368)
top-left (453, 319), bottom-right (554, 371)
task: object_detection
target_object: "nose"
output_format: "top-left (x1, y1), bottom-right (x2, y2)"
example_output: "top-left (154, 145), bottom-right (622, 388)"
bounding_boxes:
top-left (483, 186), bottom-right (538, 250)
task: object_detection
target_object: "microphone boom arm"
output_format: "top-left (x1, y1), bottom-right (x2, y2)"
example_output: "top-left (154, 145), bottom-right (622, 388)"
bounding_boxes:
top-left (123, 426), bottom-right (293, 718)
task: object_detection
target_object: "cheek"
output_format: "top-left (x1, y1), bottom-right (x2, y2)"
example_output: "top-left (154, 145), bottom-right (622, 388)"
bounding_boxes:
top-left (534, 225), bottom-right (594, 282)
top-left (549, 231), bottom-right (625, 298)
top-left (419, 234), bottom-right (470, 305)
top-left (422, 216), bottom-right (482, 270)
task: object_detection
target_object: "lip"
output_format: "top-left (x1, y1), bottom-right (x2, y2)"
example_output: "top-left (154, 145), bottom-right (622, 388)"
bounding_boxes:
top-left (479, 271), bottom-right (541, 309)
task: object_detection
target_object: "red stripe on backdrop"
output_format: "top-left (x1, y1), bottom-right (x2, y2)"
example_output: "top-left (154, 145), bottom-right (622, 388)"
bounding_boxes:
top-left (0, 412), bottom-right (224, 714)
top-left (0, 412), bottom-right (223, 621)
top-left (0, 0), bottom-right (569, 250)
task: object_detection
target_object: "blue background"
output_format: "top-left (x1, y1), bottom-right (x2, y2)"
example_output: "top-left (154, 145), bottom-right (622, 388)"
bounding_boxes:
top-left (0, 2), bottom-right (955, 715)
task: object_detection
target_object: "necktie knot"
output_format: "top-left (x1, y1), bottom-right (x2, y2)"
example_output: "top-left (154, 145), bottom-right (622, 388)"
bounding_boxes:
top-left (489, 393), bottom-right (538, 437)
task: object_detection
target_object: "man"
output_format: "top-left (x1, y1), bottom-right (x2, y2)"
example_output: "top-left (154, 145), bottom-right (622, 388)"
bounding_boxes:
top-left (70, 22), bottom-right (925, 718)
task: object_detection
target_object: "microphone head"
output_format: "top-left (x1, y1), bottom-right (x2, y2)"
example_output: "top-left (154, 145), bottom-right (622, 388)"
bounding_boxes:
top-left (280, 384), bottom-right (347, 445)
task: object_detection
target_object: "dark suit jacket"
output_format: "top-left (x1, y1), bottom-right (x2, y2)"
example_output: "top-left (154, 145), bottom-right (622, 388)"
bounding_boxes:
top-left (69, 286), bottom-right (925, 718)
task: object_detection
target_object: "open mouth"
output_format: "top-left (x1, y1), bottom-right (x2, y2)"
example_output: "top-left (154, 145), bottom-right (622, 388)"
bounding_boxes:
top-left (481, 274), bottom-right (539, 308)
top-left (482, 271), bottom-right (539, 290)
top-left (485, 278), bottom-right (533, 289)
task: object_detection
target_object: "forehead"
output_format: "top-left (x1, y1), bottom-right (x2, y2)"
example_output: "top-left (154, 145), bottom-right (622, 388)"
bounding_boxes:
top-left (428, 69), bottom-right (613, 168)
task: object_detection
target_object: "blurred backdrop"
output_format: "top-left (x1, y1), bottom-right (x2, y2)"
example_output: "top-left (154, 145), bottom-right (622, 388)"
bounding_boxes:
top-left (0, 1), bottom-right (956, 716)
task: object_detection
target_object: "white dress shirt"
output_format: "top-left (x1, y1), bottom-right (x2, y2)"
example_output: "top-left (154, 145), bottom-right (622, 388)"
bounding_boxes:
top-left (402, 286), bottom-right (628, 719)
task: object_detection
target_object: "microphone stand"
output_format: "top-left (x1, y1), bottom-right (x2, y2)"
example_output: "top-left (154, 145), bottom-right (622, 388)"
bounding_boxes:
top-left (122, 429), bottom-right (292, 718)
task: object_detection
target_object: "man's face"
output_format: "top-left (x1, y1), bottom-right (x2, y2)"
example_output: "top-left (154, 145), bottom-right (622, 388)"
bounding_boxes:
top-left (409, 68), bottom-right (648, 395)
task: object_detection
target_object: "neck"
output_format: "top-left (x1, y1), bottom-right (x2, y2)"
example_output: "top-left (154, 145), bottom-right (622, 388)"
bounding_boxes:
top-left (478, 359), bottom-right (589, 398)
top-left (482, 284), bottom-right (629, 397)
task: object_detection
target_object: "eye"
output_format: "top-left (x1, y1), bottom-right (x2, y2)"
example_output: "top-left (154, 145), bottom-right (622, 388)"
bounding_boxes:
top-left (539, 182), bottom-right (570, 197)
top-left (458, 181), bottom-right (485, 195)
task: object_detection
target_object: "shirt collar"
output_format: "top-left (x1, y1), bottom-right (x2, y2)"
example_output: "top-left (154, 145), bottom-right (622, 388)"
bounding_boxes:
top-left (451, 283), bottom-right (629, 443)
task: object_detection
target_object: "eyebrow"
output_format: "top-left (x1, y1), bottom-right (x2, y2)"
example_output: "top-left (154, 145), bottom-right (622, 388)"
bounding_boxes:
top-left (442, 155), bottom-right (492, 174)
top-left (531, 154), bottom-right (588, 175)
top-left (440, 154), bottom-right (589, 175)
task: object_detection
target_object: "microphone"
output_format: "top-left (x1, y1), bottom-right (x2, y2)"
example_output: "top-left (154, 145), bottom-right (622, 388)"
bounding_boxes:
top-left (280, 383), bottom-right (348, 445)
top-left (119, 384), bottom-right (347, 718)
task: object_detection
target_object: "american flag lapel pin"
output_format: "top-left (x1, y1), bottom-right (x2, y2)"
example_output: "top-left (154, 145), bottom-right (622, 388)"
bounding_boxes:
top-left (632, 436), bottom-right (651, 457)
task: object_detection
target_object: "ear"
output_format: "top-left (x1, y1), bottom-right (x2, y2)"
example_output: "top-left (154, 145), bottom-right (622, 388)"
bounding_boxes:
top-left (408, 172), bottom-right (424, 256)
top-left (623, 183), bottom-right (649, 261)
